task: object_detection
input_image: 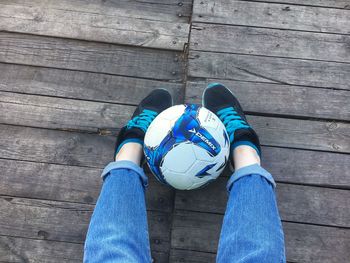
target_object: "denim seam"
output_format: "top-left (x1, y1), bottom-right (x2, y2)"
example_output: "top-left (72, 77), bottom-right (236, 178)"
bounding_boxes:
top-left (101, 160), bottom-right (148, 187)
top-left (227, 164), bottom-right (276, 192)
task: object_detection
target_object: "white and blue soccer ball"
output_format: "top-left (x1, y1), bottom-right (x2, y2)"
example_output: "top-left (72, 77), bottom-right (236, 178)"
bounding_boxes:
top-left (144, 104), bottom-right (230, 190)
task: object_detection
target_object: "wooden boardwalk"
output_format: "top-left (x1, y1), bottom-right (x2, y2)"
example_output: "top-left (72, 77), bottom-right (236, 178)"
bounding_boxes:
top-left (0, 0), bottom-right (349, 262)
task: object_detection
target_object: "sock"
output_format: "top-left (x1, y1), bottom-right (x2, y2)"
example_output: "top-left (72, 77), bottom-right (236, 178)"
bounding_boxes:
top-left (115, 127), bottom-right (144, 157)
top-left (231, 128), bottom-right (261, 157)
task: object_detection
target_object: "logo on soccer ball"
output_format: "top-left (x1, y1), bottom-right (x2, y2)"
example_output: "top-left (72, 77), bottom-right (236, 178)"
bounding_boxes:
top-left (188, 128), bottom-right (217, 151)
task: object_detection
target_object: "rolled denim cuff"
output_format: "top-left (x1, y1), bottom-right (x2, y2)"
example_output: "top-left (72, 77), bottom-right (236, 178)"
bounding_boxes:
top-left (101, 160), bottom-right (148, 187)
top-left (227, 164), bottom-right (276, 192)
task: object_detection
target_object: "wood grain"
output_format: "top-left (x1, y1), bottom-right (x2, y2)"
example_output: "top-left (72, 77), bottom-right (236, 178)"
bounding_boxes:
top-left (0, 235), bottom-right (169, 263)
top-left (188, 50), bottom-right (350, 90)
top-left (186, 80), bottom-right (350, 121)
top-left (0, 91), bottom-right (133, 133)
top-left (0, 196), bottom-right (171, 252)
top-left (193, 0), bottom-right (350, 34)
top-left (175, 178), bottom-right (350, 227)
top-left (0, 63), bottom-right (184, 105)
top-left (0, 158), bottom-right (174, 212)
top-left (0, 2), bottom-right (190, 50)
top-left (0, 236), bottom-right (83, 263)
top-left (190, 23), bottom-right (350, 63)
top-left (0, 124), bottom-right (113, 168)
top-left (171, 210), bottom-right (350, 262)
top-left (170, 249), bottom-right (216, 263)
top-left (151, 251), bottom-right (170, 263)
top-left (1, 0), bottom-right (193, 23)
top-left (0, 33), bottom-right (184, 81)
top-left (237, 0), bottom-right (350, 9)
top-left (247, 115), bottom-right (350, 153)
top-left (262, 146), bottom-right (350, 188)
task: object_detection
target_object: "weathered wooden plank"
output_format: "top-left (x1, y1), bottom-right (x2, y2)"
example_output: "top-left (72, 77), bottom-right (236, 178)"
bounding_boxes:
top-left (148, 211), bottom-right (173, 252)
top-left (0, 124), bottom-right (113, 168)
top-left (193, 0), bottom-right (350, 34)
top-left (0, 158), bottom-right (174, 212)
top-left (284, 222), bottom-right (350, 263)
top-left (248, 115), bottom-right (350, 153)
top-left (0, 33), bottom-right (184, 81)
top-left (171, 211), bottom-right (350, 262)
top-left (175, 178), bottom-right (350, 227)
top-left (169, 250), bottom-right (302, 263)
top-left (0, 63), bottom-right (184, 105)
top-left (263, 146), bottom-right (350, 188)
top-left (277, 184), bottom-right (350, 228)
top-left (147, 175), bottom-right (175, 213)
top-left (0, 159), bottom-right (102, 203)
top-left (170, 249), bottom-right (295, 263)
top-left (188, 50), bottom-right (350, 90)
top-left (0, 196), bottom-right (171, 252)
top-left (150, 251), bottom-right (170, 263)
top-left (170, 249), bottom-right (216, 263)
top-left (0, 235), bottom-right (168, 263)
top-left (0, 91), bottom-right (133, 133)
top-left (190, 23), bottom-right (350, 63)
top-left (0, 236), bottom-right (83, 263)
top-left (0, 3), bottom-right (190, 51)
top-left (239, 0), bottom-right (350, 9)
top-left (1, 0), bottom-right (193, 23)
top-left (0, 197), bottom-right (90, 243)
top-left (1, 95), bottom-right (350, 153)
top-left (186, 80), bottom-right (350, 121)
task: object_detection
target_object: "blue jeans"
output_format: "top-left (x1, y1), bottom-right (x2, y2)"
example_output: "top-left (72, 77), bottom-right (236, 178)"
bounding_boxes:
top-left (84, 161), bottom-right (286, 263)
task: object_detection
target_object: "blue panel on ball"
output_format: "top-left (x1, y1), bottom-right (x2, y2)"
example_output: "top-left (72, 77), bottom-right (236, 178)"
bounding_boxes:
top-left (223, 130), bottom-right (229, 147)
top-left (174, 104), bottom-right (221, 157)
top-left (144, 134), bottom-right (175, 185)
top-left (195, 163), bottom-right (216, 178)
top-left (216, 156), bottom-right (227, 172)
top-left (144, 104), bottom-right (221, 185)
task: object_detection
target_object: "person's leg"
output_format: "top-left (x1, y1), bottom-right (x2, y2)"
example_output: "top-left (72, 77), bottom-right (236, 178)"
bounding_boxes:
top-left (202, 83), bottom-right (285, 262)
top-left (84, 144), bottom-right (151, 263)
top-left (84, 89), bottom-right (173, 263)
top-left (216, 146), bottom-right (286, 262)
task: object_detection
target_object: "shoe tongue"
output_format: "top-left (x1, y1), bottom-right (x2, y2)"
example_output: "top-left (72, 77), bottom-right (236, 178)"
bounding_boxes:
top-left (132, 106), bottom-right (159, 119)
top-left (212, 105), bottom-right (234, 116)
top-left (146, 106), bottom-right (162, 114)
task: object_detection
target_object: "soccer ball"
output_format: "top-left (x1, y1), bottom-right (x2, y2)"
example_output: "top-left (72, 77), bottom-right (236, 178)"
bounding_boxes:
top-left (144, 104), bottom-right (230, 190)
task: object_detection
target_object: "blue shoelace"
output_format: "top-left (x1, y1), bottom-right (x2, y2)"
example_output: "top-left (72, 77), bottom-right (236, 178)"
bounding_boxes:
top-left (126, 109), bottom-right (158, 132)
top-left (217, 107), bottom-right (250, 142)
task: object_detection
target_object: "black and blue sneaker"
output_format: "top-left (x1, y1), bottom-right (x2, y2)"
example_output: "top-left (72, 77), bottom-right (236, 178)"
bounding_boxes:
top-left (115, 89), bottom-right (173, 158)
top-left (202, 83), bottom-right (261, 167)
